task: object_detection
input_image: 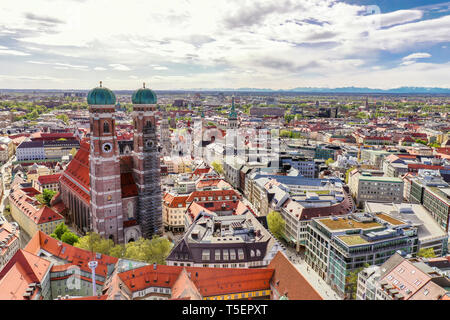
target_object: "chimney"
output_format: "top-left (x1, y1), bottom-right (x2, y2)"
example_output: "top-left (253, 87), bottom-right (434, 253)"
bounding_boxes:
top-left (153, 263), bottom-right (157, 270)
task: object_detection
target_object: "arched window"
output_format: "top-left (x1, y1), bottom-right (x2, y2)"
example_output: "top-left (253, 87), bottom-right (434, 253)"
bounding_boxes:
top-left (256, 249), bottom-right (261, 257)
top-left (103, 121), bottom-right (110, 133)
top-left (145, 120), bottom-right (152, 128)
top-left (250, 250), bottom-right (255, 257)
top-left (127, 202), bottom-right (134, 219)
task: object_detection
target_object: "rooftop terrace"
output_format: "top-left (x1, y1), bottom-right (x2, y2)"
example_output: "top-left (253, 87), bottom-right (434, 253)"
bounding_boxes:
top-left (320, 217), bottom-right (382, 231)
top-left (337, 235), bottom-right (369, 246)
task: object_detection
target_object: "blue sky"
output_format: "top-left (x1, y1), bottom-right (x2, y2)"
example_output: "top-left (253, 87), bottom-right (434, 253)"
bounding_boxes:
top-left (0, 0), bottom-right (449, 90)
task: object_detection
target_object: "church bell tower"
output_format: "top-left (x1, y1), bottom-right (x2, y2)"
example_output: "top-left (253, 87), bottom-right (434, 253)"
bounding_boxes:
top-left (87, 82), bottom-right (124, 243)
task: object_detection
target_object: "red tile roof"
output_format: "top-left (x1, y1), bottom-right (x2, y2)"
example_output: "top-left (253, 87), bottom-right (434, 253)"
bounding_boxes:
top-left (25, 231), bottom-right (118, 278)
top-left (8, 188), bottom-right (64, 225)
top-left (408, 163), bottom-right (444, 171)
top-left (60, 139), bottom-right (90, 204)
top-left (118, 264), bottom-right (273, 298)
top-left (33, 206), bottom-right (64, 224)
top-left (163, 193), bottom-right (189, 208)
top-left (186, 189), bottom-right (240, 203)
top-left (187, 266), bottom-right (273, 297)
top-left (0, 249), bottom-right (52, 300)
top-left (118, 265), bottom-right (183, 292)
top-left (268, 251), bottom-right (322, 300)
top-left (37, 173), bottom-right (61, 185)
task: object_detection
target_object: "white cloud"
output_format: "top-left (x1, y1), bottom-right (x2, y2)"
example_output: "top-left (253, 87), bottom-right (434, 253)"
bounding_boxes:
top-left (0, 48), bottom-right (30, 56)
top-left (0, 0), bottom-right (449, 88)
top-left (402, 52), bottom-right (432, 61)
top-left (109, 64), bottom-right (131, 71)
top-left (153, 66), bottom-right (168, 70)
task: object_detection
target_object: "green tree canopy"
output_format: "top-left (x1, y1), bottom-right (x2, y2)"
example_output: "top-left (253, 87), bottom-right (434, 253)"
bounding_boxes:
top-left (267, 211), bottom-right (286, 240)
top-left (75, 232), bottom-right (115, 254)
top-left (36, 189), bottom-right (58, 207)
top-left (417, 247), bottom-right (436, 258)
top-left (56, 114), bottom-right (69, 125)
top-left (51, 222), bottom-right (79, 245)
top-left (52, 222), bottom-right (69, 239)
top-left (211, 161), bottom-right (224, 175)
top-left (75, 233), bottom-right (173, 264)
top-left (61, 231), bottom-right (79, 246)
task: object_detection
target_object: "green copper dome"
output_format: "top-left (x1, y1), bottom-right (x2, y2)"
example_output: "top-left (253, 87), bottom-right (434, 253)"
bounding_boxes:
top-left (132, 83), bottom-right (157, 104)
top-left (87, 82), bottom-right (116, 105)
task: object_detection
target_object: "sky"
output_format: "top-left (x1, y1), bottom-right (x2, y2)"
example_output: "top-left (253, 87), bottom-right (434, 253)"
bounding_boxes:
top-left (0, 0), bottom-right (449, 90)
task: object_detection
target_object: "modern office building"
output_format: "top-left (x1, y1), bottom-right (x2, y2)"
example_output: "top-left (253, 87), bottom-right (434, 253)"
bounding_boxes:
top-left (305, 212), bottom-right (419, 298)
top-left (365, 202), bottom-right (448, 256)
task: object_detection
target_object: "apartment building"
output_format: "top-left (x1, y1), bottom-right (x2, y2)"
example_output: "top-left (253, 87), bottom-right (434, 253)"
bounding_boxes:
top-left (350, 172), bottom-right (404, 207)
top-left (8, 187), bottom-right (64, 237)
top-left (166, 211), bottom-right (285, 269)
top-left (357, 253), bottom-right (450, 300)
top-left (0, 218), bottom-right (20, 271)
top-left (16, 141), bottom-right (45, 161)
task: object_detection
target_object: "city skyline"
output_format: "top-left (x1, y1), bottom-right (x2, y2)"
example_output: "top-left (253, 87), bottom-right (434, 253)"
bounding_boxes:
top-left (0, 0), bottom-right (449, 90)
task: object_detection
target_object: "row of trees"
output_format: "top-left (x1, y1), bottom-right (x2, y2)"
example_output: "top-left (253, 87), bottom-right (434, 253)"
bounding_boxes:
top-left (49, 222), bottom-right (173, 265)
top-left (74, 232), bottom-right (173, 265)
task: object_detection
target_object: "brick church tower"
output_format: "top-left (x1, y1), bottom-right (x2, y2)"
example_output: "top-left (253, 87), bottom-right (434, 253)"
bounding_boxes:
top-left (131, 83), bottom-right (163, 238)
top-left (87, 82), bottom-right (124, 243)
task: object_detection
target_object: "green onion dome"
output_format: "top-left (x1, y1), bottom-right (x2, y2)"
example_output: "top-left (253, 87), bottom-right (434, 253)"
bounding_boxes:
top-left (87, 82), bottom-right (116, 105)
top-left (132, 83), bottom-right (157, 104)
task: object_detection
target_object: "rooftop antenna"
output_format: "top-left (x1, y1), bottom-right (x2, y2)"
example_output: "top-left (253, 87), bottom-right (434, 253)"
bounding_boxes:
top-left (88, 260), bottom-right (98, 296)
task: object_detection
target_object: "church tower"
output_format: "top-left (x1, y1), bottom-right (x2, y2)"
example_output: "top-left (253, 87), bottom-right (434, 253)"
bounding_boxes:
top-left (228, 95), bottom-right (238, 129)
top-left (159, 110), bottom-right (171, 157)
top-left (131, 83), bottom-right (163, 238)
top-left (87, 82), bottom-right (124, 243)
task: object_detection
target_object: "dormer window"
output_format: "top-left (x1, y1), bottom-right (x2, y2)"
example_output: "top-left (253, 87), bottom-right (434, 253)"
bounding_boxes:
top-left (103, 121), bottom-right (110, 133)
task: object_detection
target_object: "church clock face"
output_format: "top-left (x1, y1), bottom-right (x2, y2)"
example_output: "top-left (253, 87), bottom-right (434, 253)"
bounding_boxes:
top-left (145, 139), bottom-right (153, 148)
top-left (102, 142), bottom-right (112, 153)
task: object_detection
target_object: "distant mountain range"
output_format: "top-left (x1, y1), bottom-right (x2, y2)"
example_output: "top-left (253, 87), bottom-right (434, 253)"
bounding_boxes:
top-left (2, 86), bottom-right (450, 94)
top-left (187, 86), bottom-right (450, 94)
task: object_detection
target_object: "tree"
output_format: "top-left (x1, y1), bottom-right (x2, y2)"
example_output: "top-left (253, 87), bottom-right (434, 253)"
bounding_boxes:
top-left (52, 222), bottom-right (69, 239)
top-left (109, 244), bottom-right (126, 258)
top-left (325, 158), bottom-right (335, 166)
top-left (51, 222), bottom-right (79, 245)
top-left (124, 236), bottom-right (173, 264)
top-left (415, 139), bottom-right (428, 145)
top-left (3, 204), bottom-right (11, 217)
top-left (346, 263), bottom-right (370, 299)
top-left (267, 211), bottom-right (285, 240)
top-left (211, 161), bottom-right (224, 175)
top-left (75, 232), bottom-right (115, 254)
top-left (56, 114), bottom-right (69, 125)
top-left (428, 142), bottom-right (441, 148)
top-left (36, 189), bottom-right (58, 207)
top-left (417, 247), bottom-right (436, 258)
top-left (69, 147), bottom-right (78, 157)
top-left (284, 114), bottom-right (295, 123)
top-left (61, 231), bottom-right (79, 246)
top-left (75, 233), bottom-right (173, 264)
